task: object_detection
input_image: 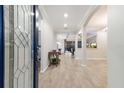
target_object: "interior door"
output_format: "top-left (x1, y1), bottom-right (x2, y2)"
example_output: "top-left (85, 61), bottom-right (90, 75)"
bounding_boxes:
top-left (4, 5), bottom-right (34, 88)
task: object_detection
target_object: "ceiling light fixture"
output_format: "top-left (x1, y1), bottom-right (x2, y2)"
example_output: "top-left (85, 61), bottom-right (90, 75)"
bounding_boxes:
top-left (64, 24), bottom-right (68, 28)
top-left (64, 13), bottom-right (68, 18)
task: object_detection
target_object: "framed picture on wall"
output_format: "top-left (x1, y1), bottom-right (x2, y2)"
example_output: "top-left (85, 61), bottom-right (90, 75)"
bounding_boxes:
top-left (86, 32), bottom-right (97, 48)
top-left (77, 33), bottom-right (82, 48)
top-left (78, 41), bottom-right (82, 48)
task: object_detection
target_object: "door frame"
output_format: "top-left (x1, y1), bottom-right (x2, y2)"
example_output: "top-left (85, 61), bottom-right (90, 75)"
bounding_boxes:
top-left (0, 5), bottom-right (4, 88)
top-left (33, 5), bottom-right (39, 88)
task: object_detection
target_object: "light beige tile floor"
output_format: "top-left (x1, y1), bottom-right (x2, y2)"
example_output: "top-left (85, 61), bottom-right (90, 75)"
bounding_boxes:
top-left (39, 54), bottom-right (107, 88)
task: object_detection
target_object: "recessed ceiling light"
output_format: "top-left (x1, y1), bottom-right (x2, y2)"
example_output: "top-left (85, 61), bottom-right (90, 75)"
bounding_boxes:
top-left (64, 13), bottom-right (68, 18)
top-left (64, 24), bottom-right (68, 28)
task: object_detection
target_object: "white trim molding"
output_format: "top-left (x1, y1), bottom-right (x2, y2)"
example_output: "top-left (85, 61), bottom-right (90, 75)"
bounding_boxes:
top-left (40, 63), bottom-right (49, 73)
top-left (80, 5), bottom-right (100, 27)
top-left (87, 58), bottom-right (107, 61)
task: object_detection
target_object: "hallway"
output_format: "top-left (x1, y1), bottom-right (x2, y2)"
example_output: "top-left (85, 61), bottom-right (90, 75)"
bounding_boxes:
top-left (1, 5), bottom-right (108, 88)
top-left (39, 53), bottom-right (107, 88)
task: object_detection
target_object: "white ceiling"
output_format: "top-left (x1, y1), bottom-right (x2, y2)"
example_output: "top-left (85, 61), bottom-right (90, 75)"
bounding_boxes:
top-left (43, 5), bottom-right (91, 33)
top-left (86, 6), bottom-right (107, 32)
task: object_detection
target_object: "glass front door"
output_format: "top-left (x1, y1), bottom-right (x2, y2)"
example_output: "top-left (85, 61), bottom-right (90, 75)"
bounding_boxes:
top-left (4, 5), bottom-right (34, 88)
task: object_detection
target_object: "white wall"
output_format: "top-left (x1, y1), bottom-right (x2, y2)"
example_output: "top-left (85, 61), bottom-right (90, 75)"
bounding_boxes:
top-left (108, 6), bottom-right (124, 87)
top-left (86, 30), bottom-right (107, 60)
top-left (40, 20), bottom-right (57, 72)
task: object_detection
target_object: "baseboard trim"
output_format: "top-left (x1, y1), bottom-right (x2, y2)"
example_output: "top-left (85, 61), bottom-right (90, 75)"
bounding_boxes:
top-left (87, 58), bottom-right (107, 61)
top-left (75, 57), bottom-right (80, 60)
top-left (81, 64), bottom-right (87, 67)
top-left (40, 64), bottom-right (49, 73)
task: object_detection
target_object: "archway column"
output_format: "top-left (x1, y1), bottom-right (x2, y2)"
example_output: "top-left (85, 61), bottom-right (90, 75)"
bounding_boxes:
top-left (81, 27), bottom-right (87, 66)
top-left (75, 27), bottom-right (87, 66)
